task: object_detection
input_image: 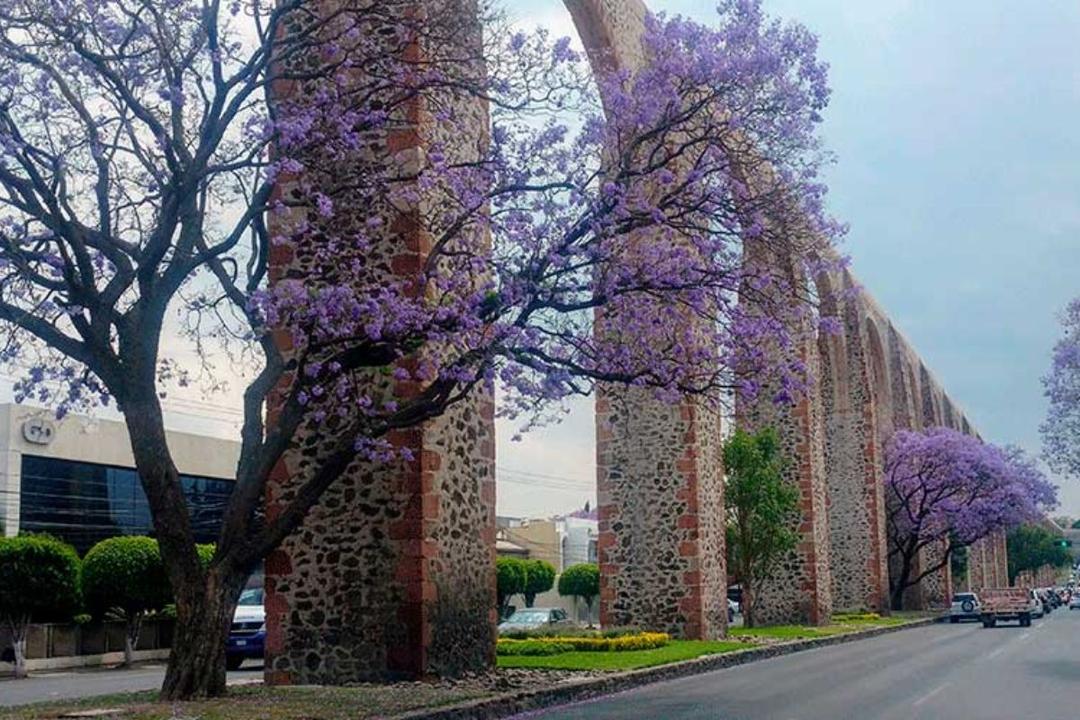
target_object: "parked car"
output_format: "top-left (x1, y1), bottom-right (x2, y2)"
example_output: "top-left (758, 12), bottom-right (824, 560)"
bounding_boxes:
top-left (497, 607), bottom-right (574, 635)
top-left (1069, 593), bottom-right (1080, 610)
top-left (949, 592), bottom-right (981, 623)
top-left (226, 587), bottom-right (265, 670)
top-left (1030, 590), bottom-right (1045, 619)
top-left (728, 599), bottom-right (738, 623)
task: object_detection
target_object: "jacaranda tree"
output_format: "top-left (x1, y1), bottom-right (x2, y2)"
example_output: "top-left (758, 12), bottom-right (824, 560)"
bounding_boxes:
top-left (0, 0), bottom-right (839, 698)
top-left (884, 427), bottom-right (1056, 610)
top-left (1042, 297), bottom-right (1080, 478)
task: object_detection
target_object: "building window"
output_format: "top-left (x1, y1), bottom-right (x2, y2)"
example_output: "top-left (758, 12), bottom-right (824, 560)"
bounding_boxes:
top-left (588, 538), bottom-right (598, 564)
top-left (19, 455), bottom-right (233, 554)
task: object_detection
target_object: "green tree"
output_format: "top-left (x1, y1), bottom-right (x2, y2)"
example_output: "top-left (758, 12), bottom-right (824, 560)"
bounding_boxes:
top-left (496, 557), bottom-right (527, 618)
top-left (83, 537), bottom-right (173, 667)
top-left (0, 535), bottom-right (81, 678)
top-left (1007, 525), bottom-right (1072, 584)
top-left (557, 563), bottom-right (600, 622)
top-left (724, 427), bottom-right (800, 627)
top-left (522, 559), bottom-right (557, 608)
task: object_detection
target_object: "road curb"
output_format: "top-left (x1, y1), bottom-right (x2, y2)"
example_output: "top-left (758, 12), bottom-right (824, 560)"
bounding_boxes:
top-left (393, 618), bottom-right (940, 720)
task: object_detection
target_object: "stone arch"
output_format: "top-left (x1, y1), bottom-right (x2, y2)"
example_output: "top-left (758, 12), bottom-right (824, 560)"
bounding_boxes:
top-left (942, 396), bottom-right (957, 429)
top-left (919, 364), bottom-right (943, 428)
top-left (864, 316), bottom-right (892, 446)
top-left (887, 329), bottom-right (920, 432)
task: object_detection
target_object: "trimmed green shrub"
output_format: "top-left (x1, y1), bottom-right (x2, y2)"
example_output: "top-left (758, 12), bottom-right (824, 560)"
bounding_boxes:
top-left (496, 640), bottom-right (575, 656)
top-left (522, 559), bottom-right (557, 608)
top-left (558, 563), bottom-right (600, 616)
top-left (0, 534), bottom-right (81, 678)
top-left (496, 632), bottom-right (669, 656)
top-left (83, 536), bottom-right (171, 666)
top-left (498, 625), bottom-right (644, 640)
top-left (496, 557), bottom-right (528, 618)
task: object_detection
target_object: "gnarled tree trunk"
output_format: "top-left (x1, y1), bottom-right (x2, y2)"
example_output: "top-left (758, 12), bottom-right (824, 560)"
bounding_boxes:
top-left (160, 569), bottom-right (246, 700)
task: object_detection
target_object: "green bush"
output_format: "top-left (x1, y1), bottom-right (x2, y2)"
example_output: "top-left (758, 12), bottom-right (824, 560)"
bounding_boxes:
top-left (558, 563), bottom-right (600, 613)
top-left (499, 625), bottom-right (643, 640)
top-left (0, 534), bottom-right (81, 678)
top-left (496, 640), bottom-right (575, 656)
top-left (522, 559), bottom-right (556, 607)
top-left (82, 536), bottom-right (171, 665)
top-left (496, 557), bottom-right (528, 617)
top-left (496, 632), bottom-right (669, 655)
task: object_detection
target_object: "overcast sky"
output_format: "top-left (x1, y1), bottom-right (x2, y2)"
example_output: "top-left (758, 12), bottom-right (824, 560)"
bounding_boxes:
top-left (495, 0), bottom-right (1080, 519)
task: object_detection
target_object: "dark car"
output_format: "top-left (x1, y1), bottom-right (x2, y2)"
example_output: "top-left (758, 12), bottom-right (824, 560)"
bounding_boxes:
top-left (226, 587), bottom-right (265, 670)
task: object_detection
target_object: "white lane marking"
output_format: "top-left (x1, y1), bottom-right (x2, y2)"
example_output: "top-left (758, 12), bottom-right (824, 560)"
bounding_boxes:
top-left (1017, 632), bottom-right (1031, 642)
top-left (913, 682), bottom-right (951, 707)
top-left (987, 645), bottom-right (1007, 659)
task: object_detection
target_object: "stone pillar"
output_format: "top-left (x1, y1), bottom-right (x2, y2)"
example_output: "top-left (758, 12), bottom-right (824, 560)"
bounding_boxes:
top-left (967, 539), bottom-right (983, 593)
top-left (568, 0), bottom-right (727, 640)
top-left (264, 0), bottom-right (496, 684)
top-left (820, 274), bottom-right (888, 613)
top-left (596, 393), bottom-right (726, 638)
top-left (739, 249), bottom-right (832, 626)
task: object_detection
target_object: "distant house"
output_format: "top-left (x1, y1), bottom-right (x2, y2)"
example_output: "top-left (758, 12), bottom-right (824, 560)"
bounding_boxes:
top-left (495, 506), bottom-right (597, 572)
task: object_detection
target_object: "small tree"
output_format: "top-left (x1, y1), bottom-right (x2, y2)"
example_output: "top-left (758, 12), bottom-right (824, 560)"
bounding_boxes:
top-left (83, 537), bottom-right (172, 667)
top-left (723, 427), bottom-right (799, 627)
top-left (496, 557), bottom-right (527, 619)
top-left (0, 535), bottom-right (81, 678)
top-left (1007, 525), bottom-right (1072, 585)
top-left (557, 563), bottom-right (599, 623)
top-left (522, 559), bottom-right (556, 608)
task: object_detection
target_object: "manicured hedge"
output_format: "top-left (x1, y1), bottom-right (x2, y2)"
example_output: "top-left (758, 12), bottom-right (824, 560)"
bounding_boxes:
top-left (496, 640), bottom-right (575, 656)
top-left (496, 632), bottom-right (669, 656)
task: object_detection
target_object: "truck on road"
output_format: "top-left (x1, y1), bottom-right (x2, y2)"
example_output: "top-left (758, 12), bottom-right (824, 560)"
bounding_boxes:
top-left (979, 587), bottom-right (1033, 628)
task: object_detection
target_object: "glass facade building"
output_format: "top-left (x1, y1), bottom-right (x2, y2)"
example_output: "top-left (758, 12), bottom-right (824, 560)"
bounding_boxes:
top-left (19, 455), bottom-right (233, 554)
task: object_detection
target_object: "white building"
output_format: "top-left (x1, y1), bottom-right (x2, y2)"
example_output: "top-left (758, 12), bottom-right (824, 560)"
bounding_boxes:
top-left (0, 404), bottom-right (239, 553)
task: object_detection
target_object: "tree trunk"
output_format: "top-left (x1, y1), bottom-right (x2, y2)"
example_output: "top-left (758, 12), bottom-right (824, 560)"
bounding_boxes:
top-left (743, 583), bottom-right (755, 629)
top-left (890, 554), bottom-right (913, 612)
top-left (124, 614), bottom-right (143, 667)
top-left (11, 617), bottom-right (28, 679)
top-left (160, 575), bottom-right (243, 700)
top-left (524, 593), bottom-right (535, 608)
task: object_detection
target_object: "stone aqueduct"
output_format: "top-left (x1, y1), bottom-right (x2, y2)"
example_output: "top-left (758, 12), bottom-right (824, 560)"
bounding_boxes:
top-left (262, 0), bottom-right (1009, 684)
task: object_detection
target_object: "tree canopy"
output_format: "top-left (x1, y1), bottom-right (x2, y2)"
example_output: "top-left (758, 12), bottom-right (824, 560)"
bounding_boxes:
top-left (1007, 525), bottom-right (1072, 584)
top-left (522, 559), bottom-right (556, 608)
top-left (723, 426), bottom-right (799, 627)
top-left (1042, 297), bottom-right (1080, 478)
top-left (884, 427), bottom-right (1056, 608)
top-left (557, 562), bottom-right (600, 612)
top-left (0, 534), bottom-right (81, 678)
top-left (0, 0), bottom-right (840, 698)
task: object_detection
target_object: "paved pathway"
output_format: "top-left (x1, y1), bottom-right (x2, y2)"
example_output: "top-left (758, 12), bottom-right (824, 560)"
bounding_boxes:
top-left (0, 661), bottom-right (261, 708)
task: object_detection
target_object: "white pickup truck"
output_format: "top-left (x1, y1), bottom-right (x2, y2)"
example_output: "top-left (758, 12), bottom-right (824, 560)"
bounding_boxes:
top-left (979, 587), bottom-right (1034, 628)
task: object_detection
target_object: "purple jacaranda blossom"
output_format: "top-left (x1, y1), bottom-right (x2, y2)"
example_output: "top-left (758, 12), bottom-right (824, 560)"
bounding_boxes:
top-left (885, 426), bottom-right (1056, 607)
top-left (1041, 297), bottom-right (1080, 478)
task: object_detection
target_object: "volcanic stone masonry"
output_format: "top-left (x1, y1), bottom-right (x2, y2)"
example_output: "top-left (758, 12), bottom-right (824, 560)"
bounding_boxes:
top-left (264, 0), bottom-right (1001, 685)
top-left (263, 0), bottom-right (496, 684)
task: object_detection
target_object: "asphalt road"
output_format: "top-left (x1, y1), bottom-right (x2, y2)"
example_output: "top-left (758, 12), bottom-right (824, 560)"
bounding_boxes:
top-left (523, 609), bottom-right (1080, 720)
top-left (0, 661), bottom-right (262, 708)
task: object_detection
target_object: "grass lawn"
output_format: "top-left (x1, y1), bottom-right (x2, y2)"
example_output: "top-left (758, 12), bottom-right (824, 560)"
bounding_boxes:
top-left (0, 684), bottom-right (491, 720)
top-left (732, 613), bottom-right (914, 641)
top-left (496, 640), bottom-right (752, 671)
